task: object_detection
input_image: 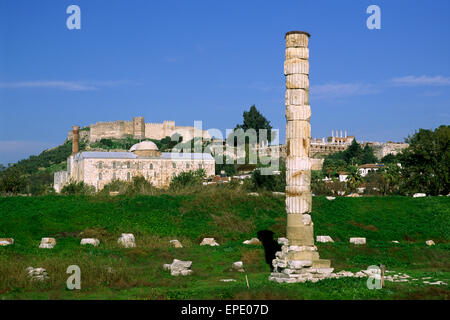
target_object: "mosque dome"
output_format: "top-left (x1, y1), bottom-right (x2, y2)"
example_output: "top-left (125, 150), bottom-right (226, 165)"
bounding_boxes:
top-left (130, 141), bottom-right (159, 152)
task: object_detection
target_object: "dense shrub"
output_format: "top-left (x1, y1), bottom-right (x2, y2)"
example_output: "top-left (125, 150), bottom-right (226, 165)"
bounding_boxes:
top-left (170, 169), bottom-right (206, 191)
top-left (61, 182), bottom-right (95, 196)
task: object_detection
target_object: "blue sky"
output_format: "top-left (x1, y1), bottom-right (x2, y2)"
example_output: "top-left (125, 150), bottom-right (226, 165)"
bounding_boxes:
top-left (0, 0), bottom-right (449, 165)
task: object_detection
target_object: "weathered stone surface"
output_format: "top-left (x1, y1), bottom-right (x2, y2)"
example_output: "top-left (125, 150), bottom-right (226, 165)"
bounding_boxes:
top-left (286, 120), bottom-right (311, 138)
top-left (287, 260), bottom-right (313, 269)
top-left (164, 259), bottom-right (193, 276)
top-left (277, 237), bottom-right (289, 246)
top-left (284, 59), bottom-right (309, 75)
top-left (288, 245), bottom-right (317, 252)
top-left (285, 32), bottom-right (309, 48)
top-left (170, 239), bottom-right (183, 248)
top-left (286, 74), bottom-right (309, 89)
top-left (349, 237), bottom-right (366, 245)
top-left (286, 194), bottom-right (311, 214)
top-left (426, 240), bottom-right (435, 246)
top-left (26, 267), bottom-right (49, 282)
top-left (286, 105), bottom-right (311, 121)
top-left (247, 192), bottom-right (259, 197)
top-left (232, 261), bottom-right (245, 272)
top-left (243, 238), bottom-right (261, 245)
top-left (39, 237), bottom-right (56, 249)
top-left (316, 235), bottom-right (334, 243)
top-left (0, 238), bottom-right (14, 246)
top-left (285, 47), bottom-right (309, 60)
top-left (285, 89), bottom-right (309, 105)
top-left (118, 233), bottom-right (136, 248)
top-left (80, 238), bottom-right (100, 246)
top-left (200, 238), bottom-right (219, 246)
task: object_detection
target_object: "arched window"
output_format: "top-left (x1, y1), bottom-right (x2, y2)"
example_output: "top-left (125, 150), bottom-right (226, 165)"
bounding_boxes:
top-left (112, 173), bottom-right (116, 180)
top-left (99, 172), bottom-right (102, 180)
top-left (198, 163), bottom-right (203, 169)
top-left (112, 161), bottom-right (116, 169)
top-left (154, 172), bottom-right (157, 178)
top-left (98, 162), bottom-right (103, 169)
top-left (172, 162), bottom-right (176, 169)
top-left (150, 163), bottom-right (153, 170)
top-left (186, 163), bottom-right (190, 169)
top-left (127, 172), bottom-right (131, 181)
top-left (127, 162), bottom-right (131, 169)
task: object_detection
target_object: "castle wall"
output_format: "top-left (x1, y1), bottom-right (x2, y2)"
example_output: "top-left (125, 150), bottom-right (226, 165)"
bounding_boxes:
top-left (89, 121), bottom-right (133, 142)
top-left (145, 123), bottom-right (166, 140)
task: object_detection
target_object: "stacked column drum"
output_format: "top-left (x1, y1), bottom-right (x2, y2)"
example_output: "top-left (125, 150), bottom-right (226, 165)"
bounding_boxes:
top-left (269, 31), bottom-right (332, 283)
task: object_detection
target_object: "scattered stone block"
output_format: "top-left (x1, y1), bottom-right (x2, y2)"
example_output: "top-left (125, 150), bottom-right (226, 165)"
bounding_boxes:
top-left (287, 260), bottom-right (312, 269)
top-left (347, 193), bottom-right (361, 197)
top-left (325, 196), bottom-right (335, 201)
top-left (164, 259), bottom-right (193, 276)
top-left (316, 236), bottom-right (334, 243)
top-left (288, 245), bottom-right (317, 252)
top-left (426, 240), bottom-right (435, 246)
top-left (118, 233), bottom-right (136, 248)
top-left (349, 237), bottom-right (366, 245)
top-left (277, 237), bottom-right (289, 246)
top-left (200, 238), bottom-right (219, 246)
top-left (243, 238), bottom-right (261, 245)
top-left (248, 192), bottom-right (259, 196)
top-left (272, 192), bottom-right (285, 196)
top-left (0, 238), bottom-right (14, 246)
top-left (170, 240), bottom-right (183, 248)
top-left (428, 281), bottom-right (447, 285)
top-left (413, 193), bottom-right (426, 198)
top-left (80, 238), bottom-right (100, 247)
top-left (231, 261), bottom-right (245, 272)
top-left (26, 267), bottom-right (49, 282)
top-left (392, 240), bottom-right (399, 244)
top-left (39, 237), bottom-right (56, 249)
top-left (220, 279), bottom-right (236, 282)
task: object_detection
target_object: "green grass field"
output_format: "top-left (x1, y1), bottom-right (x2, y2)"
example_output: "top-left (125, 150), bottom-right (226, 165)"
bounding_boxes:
top-left (0, 190), bottom-right (449, 299)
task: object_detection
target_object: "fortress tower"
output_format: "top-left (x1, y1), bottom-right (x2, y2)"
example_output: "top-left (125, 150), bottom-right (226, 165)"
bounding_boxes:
top-left (133, 117), bottom-right (145, 140)
top-left (270, 31), bottom-right (332, 284)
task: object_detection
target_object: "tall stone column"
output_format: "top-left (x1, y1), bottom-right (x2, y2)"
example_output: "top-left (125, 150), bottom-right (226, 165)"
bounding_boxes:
top-left (72, 126), bottom-right (80, 155)
top-left (269, 31), bottom-right (332, 284)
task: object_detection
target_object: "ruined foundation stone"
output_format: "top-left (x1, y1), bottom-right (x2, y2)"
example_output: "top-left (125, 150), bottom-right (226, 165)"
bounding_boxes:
top-left (39, 237), bottom-right (56, 249)
top-left (270, 31), bottom-right (331, 284)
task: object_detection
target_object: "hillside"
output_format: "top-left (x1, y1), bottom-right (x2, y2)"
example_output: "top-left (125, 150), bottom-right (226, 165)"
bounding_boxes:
top-left (0, 193), bottom-right (449, 299)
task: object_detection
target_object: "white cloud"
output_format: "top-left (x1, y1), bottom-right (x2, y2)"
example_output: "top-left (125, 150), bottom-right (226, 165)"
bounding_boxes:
top-left (310, 83), bottom-right (379, 99)
top-left (0, 80), bottom-right (139, 91)
top-left (390, 75), bottom-right (450, 86)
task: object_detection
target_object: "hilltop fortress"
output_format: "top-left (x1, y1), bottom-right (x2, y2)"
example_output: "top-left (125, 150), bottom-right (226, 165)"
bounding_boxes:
top-left (68, 117), bottom-right (211, 143)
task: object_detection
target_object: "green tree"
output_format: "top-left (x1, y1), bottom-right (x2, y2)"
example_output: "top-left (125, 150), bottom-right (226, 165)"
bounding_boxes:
top-left (361, 144), bottom-right (378, 164)
top-left (234, 105), bottom-right (274, 143)
top-left (398, 125), bottom-right (450, 195)
top-left (0, 167), bottom-right (26, 194)
top-left (170, 169), bottom-right (206, 190)
top-left (381, 153), bottom-right (398, 164)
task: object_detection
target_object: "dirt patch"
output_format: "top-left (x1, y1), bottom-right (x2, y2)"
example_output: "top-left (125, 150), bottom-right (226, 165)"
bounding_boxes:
top-left (348, 221), bottom-right (379, 232)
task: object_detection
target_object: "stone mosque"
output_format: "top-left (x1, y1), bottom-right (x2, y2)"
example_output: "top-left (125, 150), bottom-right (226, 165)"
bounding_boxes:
top-left (54, 126), bottom-right (215, 192)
